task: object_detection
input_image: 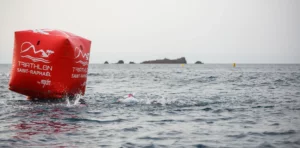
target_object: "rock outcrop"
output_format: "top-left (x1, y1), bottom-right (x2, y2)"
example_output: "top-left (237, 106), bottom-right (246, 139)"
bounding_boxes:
top-left (104, 61), bottom-right (109, 64)
top-left (129, 61), bottom-right (135, 64)
top-left (117, 60), bottom-right (124, 64)
top-left (141, 57), bottom-right (187, 64)
top-left (195, 61), bottom-right (203, 64)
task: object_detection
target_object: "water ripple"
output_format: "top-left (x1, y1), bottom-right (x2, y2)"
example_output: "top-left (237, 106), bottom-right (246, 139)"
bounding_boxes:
top-left (0, 64), bottom-right (300, 147)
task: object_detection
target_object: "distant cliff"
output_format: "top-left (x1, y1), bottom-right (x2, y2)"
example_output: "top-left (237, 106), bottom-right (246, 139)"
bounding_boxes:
top-left (141, 57), bottom-right (187, 64)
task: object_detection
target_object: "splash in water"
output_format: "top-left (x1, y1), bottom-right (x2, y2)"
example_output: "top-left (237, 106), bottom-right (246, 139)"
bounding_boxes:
top-left (66, 94), bottom-right (87, 107)
top-left (117, 94), bottom-right (139, 105)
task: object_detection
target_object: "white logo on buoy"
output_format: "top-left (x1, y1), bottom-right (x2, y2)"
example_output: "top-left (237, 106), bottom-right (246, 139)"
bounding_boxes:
top-left (37, 79), bottom-right (51, 88)
top-left (74, 46), bottom-right (89, 66)
top-left (20, 42), bottom-right (54, 63)
top-left (81, 81), bottom-right (86, 86)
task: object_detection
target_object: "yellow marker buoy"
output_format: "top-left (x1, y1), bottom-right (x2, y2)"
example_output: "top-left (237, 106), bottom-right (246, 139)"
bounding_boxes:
top-left (181, 64), bottom-right (185, 67)
top-left (233, 63), bottom-right (236, 68)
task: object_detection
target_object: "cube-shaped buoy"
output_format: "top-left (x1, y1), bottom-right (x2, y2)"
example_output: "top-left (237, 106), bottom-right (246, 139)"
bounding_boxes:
top-left (9, 29), bottom-right (92, 99)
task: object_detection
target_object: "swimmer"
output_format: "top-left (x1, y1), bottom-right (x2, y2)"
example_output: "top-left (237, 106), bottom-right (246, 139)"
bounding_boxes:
top-left (117, 94), bottom-right (163, 106)
top-left (117, 94), bottom-right (139, 104)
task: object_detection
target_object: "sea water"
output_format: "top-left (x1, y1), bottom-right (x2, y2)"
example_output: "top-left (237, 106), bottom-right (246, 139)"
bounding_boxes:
top-left (0, 64), bottom-right (299, 147)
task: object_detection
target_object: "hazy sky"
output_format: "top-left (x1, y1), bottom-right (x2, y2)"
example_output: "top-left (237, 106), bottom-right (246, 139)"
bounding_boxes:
top-left (0, 0), bottom-right (299, 64)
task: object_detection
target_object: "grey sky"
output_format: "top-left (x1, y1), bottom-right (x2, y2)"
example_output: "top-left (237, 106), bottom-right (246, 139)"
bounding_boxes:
top-left (0, 0), bottom-right (299, 64)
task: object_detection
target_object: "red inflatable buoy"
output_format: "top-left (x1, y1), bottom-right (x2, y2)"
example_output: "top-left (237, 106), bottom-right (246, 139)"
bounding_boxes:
top-left (9, 29), bottom-right (92, 99)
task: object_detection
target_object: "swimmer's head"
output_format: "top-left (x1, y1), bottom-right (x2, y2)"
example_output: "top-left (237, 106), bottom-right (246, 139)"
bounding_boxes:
top-left (128, 94), bottom-right (133, 97)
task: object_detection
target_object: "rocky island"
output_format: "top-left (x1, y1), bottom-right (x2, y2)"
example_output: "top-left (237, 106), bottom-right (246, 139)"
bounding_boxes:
top-left (116, 60), bottom-right (124, 64)
top-left (141, 57), bottom-right (187, 64)
top-left (195, 61), bottom-right (204, 64)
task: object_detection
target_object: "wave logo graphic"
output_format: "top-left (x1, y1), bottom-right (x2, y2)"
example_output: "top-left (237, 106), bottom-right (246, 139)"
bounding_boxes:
top-left (76, 60), bottom-right (88, 66)
top-left (74, 46), bottom-right (89, 66)
top-left (20, 42), bottom-right (54, 63)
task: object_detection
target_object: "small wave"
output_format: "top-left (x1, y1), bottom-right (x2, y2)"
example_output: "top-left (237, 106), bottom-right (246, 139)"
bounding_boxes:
top-left (0, 139), bottom-right (18, 143)
top-left (288, 107), bottom-right (300, 110)
top-left (236, 83), bottom-right (256, 87)
top-left (147, 112), bottom-right (160, 116)
top-left (248, 76), bottom-right (258, 80)
top-left (270, 123), bottom-right (280, 126)
top-left (263, 130), bottom-right (296, 135)
top-left (192, 118), bottom-right (208, 122)
top-left (64, 118), bottom-right (125, 124)
top-left (202, 107), bottom-right (213, 111)
top-left (194, 102), bottom-right (209, 107)
top-left (248, 130), bottom-right (297, 136)
top-left (193, 76), bottom-right (218, 83)
top-left (282, 139), bottom-right (300, 145)
top-left (147, 119), bottom-right (185, 123)
top-left (252, 105), bottom-right (274, 109)
top-left (285, 77), bottom-right (296, 82)
top-left (138, 136), bottom-right (165, 140)
top-left (248, 132), bottom-right (264, 136)
top-left (0, 73), bottom-right (10, 77)
top-left (160, 119), bottom-right (180, 122)
top-left (208, 76), bottom-right (217, 79)
top-left (274, 79), bottom-right (291, 86)
top-left (192, 116), bottom-right (233, 123)
top-left (88, 73), bottom-right (101, 76)
top-left (212, 109), bottom-right (223, 113)
top-left (293, 139), bottom-right (300, 145)
top-left (260, 82), bottom-right (271, 85)
top-left (121, 142), bottom-right (137, 148)
top-left (193, 144), bottom-right (209, 148)
top-left (123, 126), bottom-right (141, 132)
top-left (275, 79), bottom-right (284, 83)
top-left (219, 117), bottom-right (234, 121)
top-left (164, 130), bottom-right (183, 135)
top-left (257, 142), bottom-right (275, 148)
top-left (226, 133), bottom-right (247, 138)
top-left (212, 108), bottom-right (235, 113)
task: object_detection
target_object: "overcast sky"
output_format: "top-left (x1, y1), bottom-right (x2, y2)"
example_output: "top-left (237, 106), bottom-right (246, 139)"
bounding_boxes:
top-left (0, 0), bottom-right (299, 64)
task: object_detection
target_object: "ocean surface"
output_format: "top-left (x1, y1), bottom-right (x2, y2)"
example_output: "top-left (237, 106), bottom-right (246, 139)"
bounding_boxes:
top-left (0, 64), bottom-right (300, 148)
